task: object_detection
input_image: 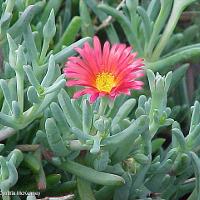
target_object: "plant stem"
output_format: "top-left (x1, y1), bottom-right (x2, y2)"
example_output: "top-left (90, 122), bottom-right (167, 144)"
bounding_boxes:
top-left (152, 0), bottom-right (196, 60)
top-left (5, 0), bottom-right (15, 13)
top-left (57, 160), bottom-right (125, 186)
top-left (0, 127), bottom-right (16, 141)
top-left (39, 39), bottom-right (50, 64)
top-left (16, 144), bottom-right (40, 152)
top-left (77, 178), bottom-right (96, 200)
top-left (68, 140), bottom-right (91, 151)
top-left (96, 0), bottom-right (125, 32)
top-left (16, 71), bottom-right (24, 111)
top-left (98, 97), bottom-right (109, 116)
top-left (146, 0), bottom-right (173, 58)
top-left (147, 46), bottom-right (200, 72)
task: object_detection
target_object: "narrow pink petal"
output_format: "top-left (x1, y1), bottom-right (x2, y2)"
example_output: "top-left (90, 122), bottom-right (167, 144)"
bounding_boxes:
top-left (116, 68), bottom-right (144, 83)
top-left (102, 41), bottom-right (110, 71)
top-left (65, 73), bottom-right (94, 83)
top-left (107, 44), bottom-right (118, 72)
top-left (110, 89), bottom-right (131, 97)
top-left (66, 59), bottom-right (96, 78)
top-left (93, 36), bottom-right (102, 67)
top-left (115, 61), bottom-right (144, 78)
top-left (73, 90), bottom-right (87, 99)
top-left (117, 47), bottom-right (133, 66)
top-left (115, 56), bottom-right (136, 75)
top-left (115, 81), bottom-right (144, 91)
top-left (66, 80), bottom-right (94, 87)
top-left (110, 44), bottom-right (126, 72)
top-left (64, 63), bottom-right (92, 75)
top-left (73, 88), bottom-right (98, 99)
top-left (89, 93), bottom-right (99, 103)
top-left (64, 67), bottom-right (95, 81)
top-left (99, 92), bottom-right (107, 97)
top-left (83, 42), bottom-right (100, 73)
top-left (75, 47), bottom-right (98, 74)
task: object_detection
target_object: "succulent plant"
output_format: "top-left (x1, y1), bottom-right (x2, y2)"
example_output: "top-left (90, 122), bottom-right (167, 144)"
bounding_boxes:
top-left (0, 0), bottom-right (200, 200)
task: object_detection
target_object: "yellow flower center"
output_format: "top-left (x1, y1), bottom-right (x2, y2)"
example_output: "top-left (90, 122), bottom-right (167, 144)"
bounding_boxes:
top-left (96, 72), bottom-right (115, 93)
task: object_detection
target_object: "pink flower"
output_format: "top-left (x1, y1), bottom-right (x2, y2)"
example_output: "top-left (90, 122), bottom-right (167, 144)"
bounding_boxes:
top-left (64, 36), bottom-right (144, 103)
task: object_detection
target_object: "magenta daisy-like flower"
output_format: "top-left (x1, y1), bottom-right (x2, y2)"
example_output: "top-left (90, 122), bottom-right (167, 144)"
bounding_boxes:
top-left (64, 36), bottom-right (144, 103)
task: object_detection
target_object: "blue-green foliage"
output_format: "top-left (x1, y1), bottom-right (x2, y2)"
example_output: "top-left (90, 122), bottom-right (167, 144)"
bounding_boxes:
top-left (0, 0), bottom-right (199, 200)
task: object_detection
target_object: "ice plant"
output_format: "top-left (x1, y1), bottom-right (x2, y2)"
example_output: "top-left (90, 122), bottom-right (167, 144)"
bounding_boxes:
top-left (64, 36), bottom-right (144, 102)
top-left (2, 0), bottom-right (200, 199)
